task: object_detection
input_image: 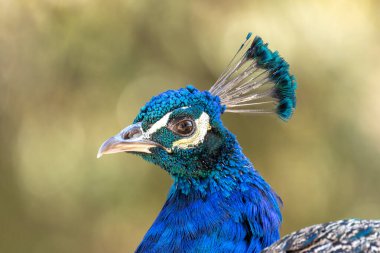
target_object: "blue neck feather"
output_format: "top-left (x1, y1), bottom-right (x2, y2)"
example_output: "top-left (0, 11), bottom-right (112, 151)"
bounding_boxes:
top-left (136, 131), bottom-right (282, 253)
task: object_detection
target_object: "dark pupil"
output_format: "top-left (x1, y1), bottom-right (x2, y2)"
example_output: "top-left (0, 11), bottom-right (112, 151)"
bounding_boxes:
top-left (175, 120), bottom-right (193, 135)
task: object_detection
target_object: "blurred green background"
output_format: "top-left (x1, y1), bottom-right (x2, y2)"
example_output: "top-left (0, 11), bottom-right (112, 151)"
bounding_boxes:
top-left (1, 0), bottom-right (380, 252)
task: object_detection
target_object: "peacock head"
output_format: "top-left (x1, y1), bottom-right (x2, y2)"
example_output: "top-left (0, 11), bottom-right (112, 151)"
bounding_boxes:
top-left (97, 86), bottom-right (228, 178)
top-left (97, 34), bottom-right (297, 180)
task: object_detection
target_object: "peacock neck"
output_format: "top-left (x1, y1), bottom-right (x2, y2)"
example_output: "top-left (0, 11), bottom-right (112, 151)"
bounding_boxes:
top-left (137, 135), bottom-right (282, 252)
top-left (172, 131), bottom-right (260, 197)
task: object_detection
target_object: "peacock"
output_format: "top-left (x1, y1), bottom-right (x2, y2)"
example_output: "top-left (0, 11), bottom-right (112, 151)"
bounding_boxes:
top-left (97, 33), bottom-right (380, 253)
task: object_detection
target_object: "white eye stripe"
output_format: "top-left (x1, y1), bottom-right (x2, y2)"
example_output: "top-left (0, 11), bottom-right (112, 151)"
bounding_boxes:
top-left (144, 111), bottom-right (173, 137)
top-left (144, 106), bottom-right (189, 137)
top-left (143, 108), bottom-right (211, 149)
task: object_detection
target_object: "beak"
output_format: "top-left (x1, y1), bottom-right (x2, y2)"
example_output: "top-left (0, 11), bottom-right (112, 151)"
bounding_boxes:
top-left (97, 122), bottom-right (171, 158)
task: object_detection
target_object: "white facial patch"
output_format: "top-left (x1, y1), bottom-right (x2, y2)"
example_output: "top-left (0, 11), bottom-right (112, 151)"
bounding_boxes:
top-left (143, 108), bottom-right (211, 150)
top-left (172, 112), bottom-right (211, 149)
top-left (144, 111), bottom-right (172, 138)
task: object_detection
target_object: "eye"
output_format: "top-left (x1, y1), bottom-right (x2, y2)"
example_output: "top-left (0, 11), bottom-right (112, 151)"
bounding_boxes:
top-left (170, 118), bottom-right (195, 136)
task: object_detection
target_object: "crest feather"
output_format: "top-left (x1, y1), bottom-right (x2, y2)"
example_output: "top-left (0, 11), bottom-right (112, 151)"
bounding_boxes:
top-left (209, 33), bottom-right (297, 121)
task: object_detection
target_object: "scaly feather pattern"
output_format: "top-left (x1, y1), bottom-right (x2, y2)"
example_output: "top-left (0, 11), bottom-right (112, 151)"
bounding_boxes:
top-left (262, 219), bottom-right (380, 253)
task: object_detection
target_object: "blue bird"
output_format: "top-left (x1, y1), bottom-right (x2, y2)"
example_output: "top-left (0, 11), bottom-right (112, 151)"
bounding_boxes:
top-left (98, 34), bottom-right (296, 252)
top-left (98, 33), bottom-right (293, 252)
top-left (97, 34), bottom-right (380, 252)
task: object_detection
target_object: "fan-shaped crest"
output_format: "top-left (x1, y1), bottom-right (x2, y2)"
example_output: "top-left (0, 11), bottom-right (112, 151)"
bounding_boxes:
top-left (209, 33), bottom-right (297, 120)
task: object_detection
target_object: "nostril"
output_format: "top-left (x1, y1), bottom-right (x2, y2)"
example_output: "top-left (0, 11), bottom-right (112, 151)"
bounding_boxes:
top-left (123, 127), bottom-right (142, 140)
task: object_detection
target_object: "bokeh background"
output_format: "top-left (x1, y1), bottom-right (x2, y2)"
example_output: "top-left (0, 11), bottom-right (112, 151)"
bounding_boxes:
top-left (1, 0), bottom-right (380, 252)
